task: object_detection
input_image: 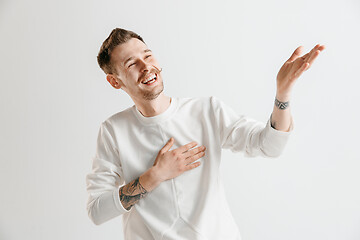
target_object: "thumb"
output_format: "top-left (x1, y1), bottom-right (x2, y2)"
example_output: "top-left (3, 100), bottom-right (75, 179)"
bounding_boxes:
top-left (162, 137), bottom-right (174, 152)
top-left (287, 46), bottom-right (303, 62)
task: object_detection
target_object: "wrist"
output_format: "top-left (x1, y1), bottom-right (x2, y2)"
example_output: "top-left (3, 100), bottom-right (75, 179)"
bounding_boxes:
top-left (148, 166), bottom-right (164, 185)
top-left (276, 92), bottom-right (291, 102)
top-left (149, 166), bottom-right (164, 183)
top-left (140, 167), bottom-right (163, 192)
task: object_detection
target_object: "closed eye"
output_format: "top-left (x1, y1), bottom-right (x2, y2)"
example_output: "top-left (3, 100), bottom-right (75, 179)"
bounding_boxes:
top-left (128, 55), bottom-right (151, 68)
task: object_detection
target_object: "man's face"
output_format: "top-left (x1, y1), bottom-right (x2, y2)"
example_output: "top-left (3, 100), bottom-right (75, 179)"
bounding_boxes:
top-left (107, 38), bottom-right (164, 101)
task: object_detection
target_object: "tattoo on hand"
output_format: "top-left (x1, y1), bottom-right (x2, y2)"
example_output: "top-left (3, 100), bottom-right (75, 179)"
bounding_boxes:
top-left (119, 177), bottom-right (148, 211)
top-left (274, 98), bottom-right (289, 110)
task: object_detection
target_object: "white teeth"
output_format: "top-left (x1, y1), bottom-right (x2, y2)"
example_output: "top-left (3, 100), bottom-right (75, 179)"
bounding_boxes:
top-left (145, 78), bottom-right (156, 84)
top-left (142, 74), bottom-right (156, 84)
top-left (146, 79), bottom-right (156, 84)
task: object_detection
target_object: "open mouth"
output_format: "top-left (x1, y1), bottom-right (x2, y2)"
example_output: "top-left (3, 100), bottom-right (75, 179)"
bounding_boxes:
top-left (142, 73), bottom-right (158, 85)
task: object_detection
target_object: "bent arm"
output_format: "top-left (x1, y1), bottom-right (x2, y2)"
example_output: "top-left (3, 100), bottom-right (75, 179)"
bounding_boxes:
top-left (86, 121), bottom-right (164, 225)
top-left (211, 96), bottom-right (293, 158)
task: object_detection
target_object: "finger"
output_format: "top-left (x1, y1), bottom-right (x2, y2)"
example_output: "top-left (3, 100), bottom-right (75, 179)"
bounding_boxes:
top-left (294, 62), bottom-right (309, 78)
top-left (306, 44), bottom-right (325, 66)
top-left (176, 141), bottom-right (198, 154)
top-left (304, 44), bottom-right (317, 62)
top-left (305, 50), bottom-right (321, 68)
top-left (184, 160), bottom-right (202, 171)
top-left (183, 145), bottom-right (206, 159)
top-left (287, 46), bottom-right (303, 62)
top-left (161, 137), bottom-right (174, 153)
top-left (304, 44), bottom-right (325, 62)
top-left (317, 44), bottom-right (326, 51)
top-left (184, 153), bottom-right (205, 170)
top-left (185, 150), bottom-right (206, 165)
top-left (301, 52), bottom-right (309, 60)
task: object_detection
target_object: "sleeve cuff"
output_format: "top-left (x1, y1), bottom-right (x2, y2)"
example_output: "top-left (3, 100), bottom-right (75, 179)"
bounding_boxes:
top-left (113, 185), bottom-right (131, 213)
top-left (259, 114), bottom-right (294, 157)
top-left (268, 113), bottom-right (294, 135)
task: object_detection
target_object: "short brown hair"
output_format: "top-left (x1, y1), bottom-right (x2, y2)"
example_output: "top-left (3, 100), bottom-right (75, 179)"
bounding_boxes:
top-left (97, 28), bottom-right (145, 74)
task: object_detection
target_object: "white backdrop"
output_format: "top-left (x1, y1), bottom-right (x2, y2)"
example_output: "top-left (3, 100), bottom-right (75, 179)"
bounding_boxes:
top-left (1, 0), bottom-right (359, 239)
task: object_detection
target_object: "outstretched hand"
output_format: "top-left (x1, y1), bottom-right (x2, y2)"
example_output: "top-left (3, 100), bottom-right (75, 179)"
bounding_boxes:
top-left (276, 44), bottom-right (326, 97)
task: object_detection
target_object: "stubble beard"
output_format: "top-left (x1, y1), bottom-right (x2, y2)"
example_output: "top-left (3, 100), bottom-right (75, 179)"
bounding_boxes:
top-left (143, 73), bottom-right (164, 101)
top-left (142, 80), bottom-right (164, 100)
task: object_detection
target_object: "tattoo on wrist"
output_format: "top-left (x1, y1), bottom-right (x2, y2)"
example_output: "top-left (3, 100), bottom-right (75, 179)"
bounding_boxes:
top-left (274, 98), bottom-right (289, 110)
top-left (119, 177), bottom-right (148, 211)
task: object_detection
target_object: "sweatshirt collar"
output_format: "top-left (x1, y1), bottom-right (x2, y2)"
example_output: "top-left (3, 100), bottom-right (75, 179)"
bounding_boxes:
top-left (132, 97), bottom-right (178, 125)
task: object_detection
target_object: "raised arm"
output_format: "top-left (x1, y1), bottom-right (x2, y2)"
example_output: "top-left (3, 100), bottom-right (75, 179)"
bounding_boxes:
top-left (271, 44), bottom-right (326, 132)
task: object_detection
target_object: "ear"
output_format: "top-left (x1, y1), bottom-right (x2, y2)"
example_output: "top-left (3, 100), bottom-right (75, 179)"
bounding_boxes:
top-left (106, 74), bottom-right (122, 89)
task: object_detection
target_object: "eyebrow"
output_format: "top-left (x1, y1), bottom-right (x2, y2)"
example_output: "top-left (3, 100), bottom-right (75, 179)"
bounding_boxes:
top-left (124, 49), bottom-right (152, 66)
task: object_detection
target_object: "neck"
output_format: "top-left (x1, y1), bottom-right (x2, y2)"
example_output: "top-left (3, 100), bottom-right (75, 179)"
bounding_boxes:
top-left (133, 93), bottom-right (172, 117)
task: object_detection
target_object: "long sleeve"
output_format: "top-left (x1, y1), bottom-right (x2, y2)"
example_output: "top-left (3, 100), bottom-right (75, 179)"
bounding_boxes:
top-left (210, 96), bottom-right (294, 158)
top-left (86, 121), bottom-right (130, 225)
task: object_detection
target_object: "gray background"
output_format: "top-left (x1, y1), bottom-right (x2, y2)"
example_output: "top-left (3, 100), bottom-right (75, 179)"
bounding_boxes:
top-left (1, 0), bottom-right (359, 239)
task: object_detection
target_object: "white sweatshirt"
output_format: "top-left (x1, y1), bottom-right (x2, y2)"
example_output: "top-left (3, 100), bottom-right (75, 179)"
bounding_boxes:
top-left (86, 96), bottom-right (294, 240)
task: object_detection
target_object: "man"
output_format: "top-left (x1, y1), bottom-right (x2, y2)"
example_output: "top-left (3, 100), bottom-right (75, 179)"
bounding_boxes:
top-left (86, 28), bottom-right (325, 239)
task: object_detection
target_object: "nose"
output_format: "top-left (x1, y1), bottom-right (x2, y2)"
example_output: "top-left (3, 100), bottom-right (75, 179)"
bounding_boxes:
top-left (139, 60), bottom-right (151, 73)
